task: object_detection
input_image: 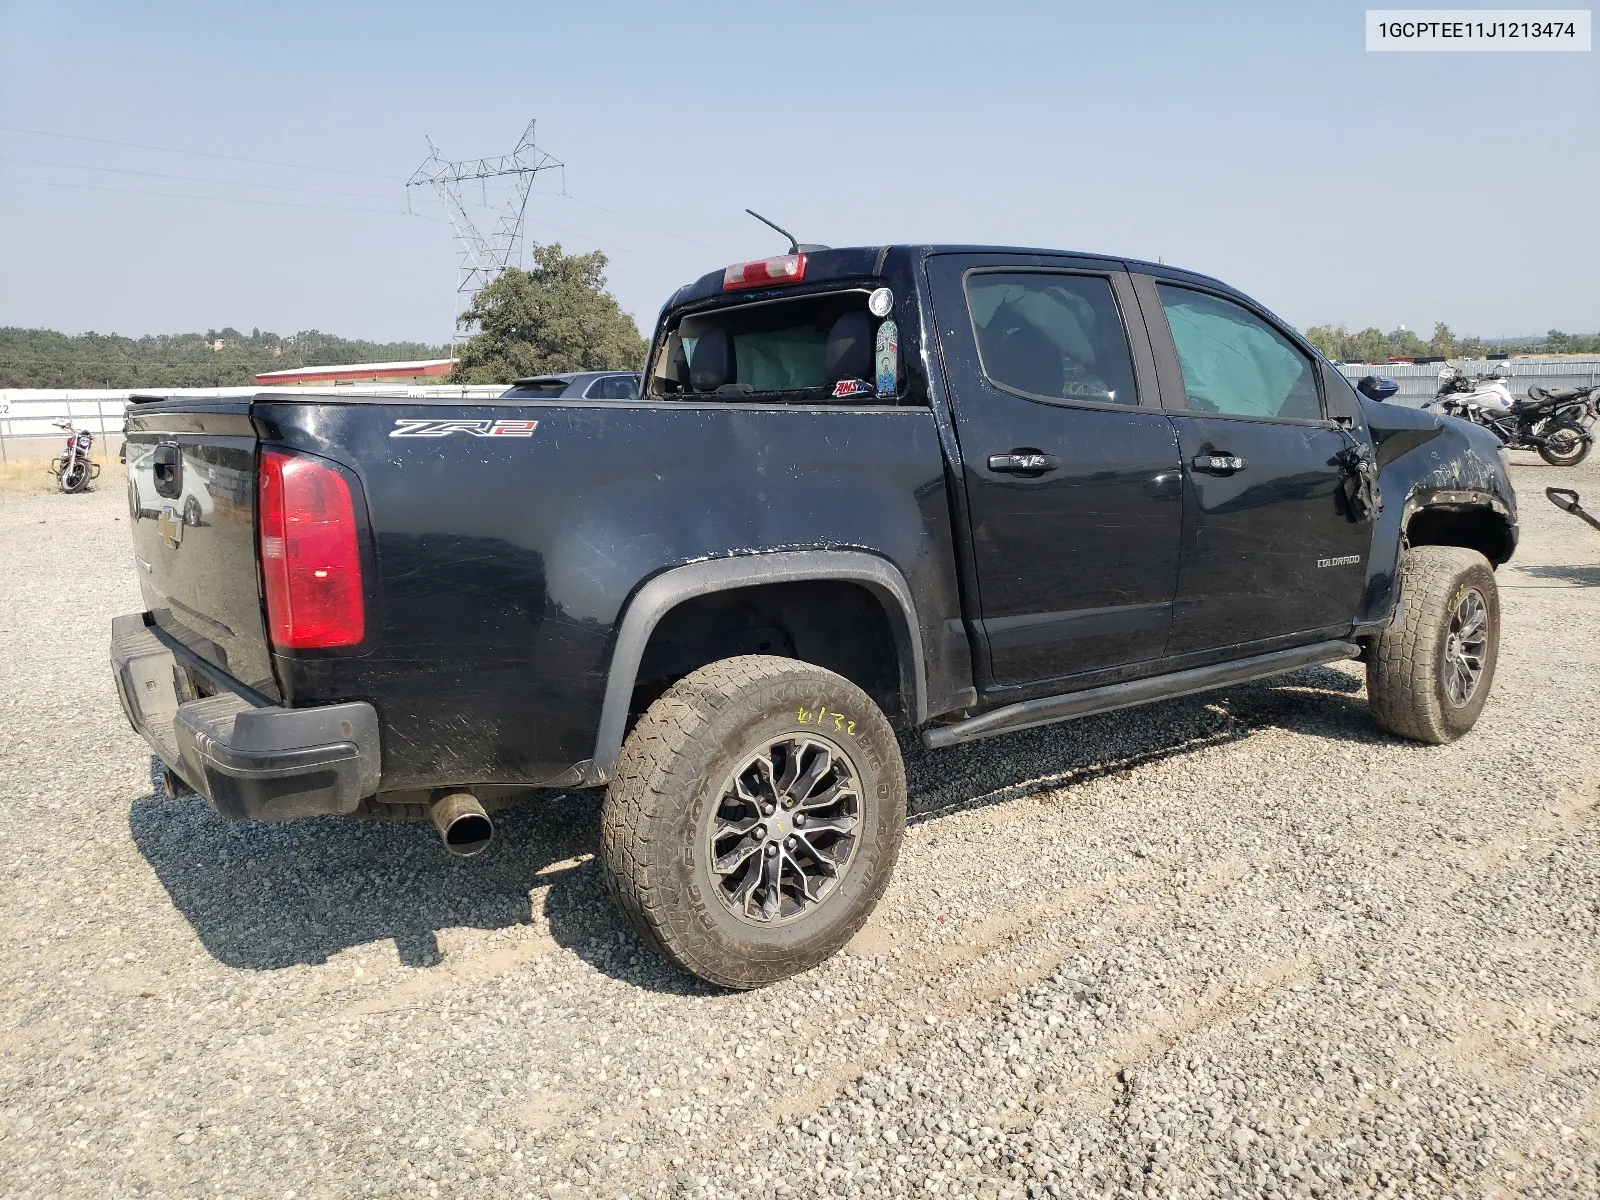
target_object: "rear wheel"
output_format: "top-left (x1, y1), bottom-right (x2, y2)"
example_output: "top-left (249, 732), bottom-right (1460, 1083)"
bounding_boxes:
top-left (1367, 546), bottom-right (1499, 744)
top-left (600, 655), bottom-right (905, 989)
top-left (1539, 421), bottom-right (1591, 467)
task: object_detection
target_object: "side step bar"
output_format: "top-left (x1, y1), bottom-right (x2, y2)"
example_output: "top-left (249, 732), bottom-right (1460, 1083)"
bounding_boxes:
top-left (922, 639), bottom-right (1360, 750)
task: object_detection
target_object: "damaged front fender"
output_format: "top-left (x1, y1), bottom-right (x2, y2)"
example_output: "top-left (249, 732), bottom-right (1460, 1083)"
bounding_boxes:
top-left (1352, 400), bottom-right (1517, 632)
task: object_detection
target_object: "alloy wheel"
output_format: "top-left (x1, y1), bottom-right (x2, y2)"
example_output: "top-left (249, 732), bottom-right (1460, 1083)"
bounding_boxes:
top-left (1442, 588), bottom-right (1488, 707)
top-left (706, 735), bottom-right (861, 925)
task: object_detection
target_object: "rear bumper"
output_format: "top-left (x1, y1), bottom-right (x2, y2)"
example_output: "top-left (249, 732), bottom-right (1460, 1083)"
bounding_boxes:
top-left (111, 613), bottom-right (380, 821)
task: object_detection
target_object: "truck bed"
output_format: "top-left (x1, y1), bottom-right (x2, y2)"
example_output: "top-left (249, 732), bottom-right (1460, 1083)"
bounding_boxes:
top-left (122, 390), bottom-right (970, 793)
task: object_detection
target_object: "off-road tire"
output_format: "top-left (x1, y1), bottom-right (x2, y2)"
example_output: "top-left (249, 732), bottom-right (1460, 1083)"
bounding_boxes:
top-left (1538, 420), bottom-right (1591, 467)
top-left (1367, 545), bottom-right (1499, 744)
top-left (600, 655), bottom-right (906, 989)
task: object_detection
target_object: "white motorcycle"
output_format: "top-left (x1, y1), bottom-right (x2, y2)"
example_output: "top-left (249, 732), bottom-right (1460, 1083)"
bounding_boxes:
top-left (1430, 364), bottom-right (1593, 467)
top-left (1432, 364), bottom-right (1515, 416)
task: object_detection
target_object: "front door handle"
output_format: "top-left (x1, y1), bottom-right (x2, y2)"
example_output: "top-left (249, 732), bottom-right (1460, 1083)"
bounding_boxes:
top-left (1192, 453), bottom-right (1246, 474)
top-left (987, 451), bottom-right (1059, 475)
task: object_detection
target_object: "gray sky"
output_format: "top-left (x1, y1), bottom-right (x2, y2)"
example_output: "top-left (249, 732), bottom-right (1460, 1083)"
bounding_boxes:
top-left (1, 0), bottom-right (1595, 345)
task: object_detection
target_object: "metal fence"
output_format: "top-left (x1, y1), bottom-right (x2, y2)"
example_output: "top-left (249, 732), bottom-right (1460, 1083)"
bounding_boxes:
top-left (0, 385), bottom-right (513, 459)
top-left (1334, 357), bottom-right (1600, 408)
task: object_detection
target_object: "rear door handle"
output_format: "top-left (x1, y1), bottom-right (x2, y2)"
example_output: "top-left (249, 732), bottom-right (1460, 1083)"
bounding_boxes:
top-left (987, 451), bottom-right (1059, 475)
top-left (1191, 453), bottom-right (1246, 474)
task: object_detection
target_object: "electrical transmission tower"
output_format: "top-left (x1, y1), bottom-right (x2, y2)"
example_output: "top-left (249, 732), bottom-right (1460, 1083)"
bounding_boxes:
top-left (407, 119), bottom-right (563, 347)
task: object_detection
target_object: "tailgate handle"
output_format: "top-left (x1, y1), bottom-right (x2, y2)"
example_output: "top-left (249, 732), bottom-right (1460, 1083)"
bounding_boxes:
top-left (153, 441), bottom-right (183, 499)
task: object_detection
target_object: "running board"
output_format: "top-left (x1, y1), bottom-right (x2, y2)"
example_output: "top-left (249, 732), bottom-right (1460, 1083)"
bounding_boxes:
top-left (921, 639), bottom-right (1361, 750)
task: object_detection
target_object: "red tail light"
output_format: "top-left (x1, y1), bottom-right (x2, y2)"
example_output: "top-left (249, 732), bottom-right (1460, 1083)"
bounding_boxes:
top-left (723, 253), bottom-right (806, 291)
top-left (258, 448), bottom-right (365, 650)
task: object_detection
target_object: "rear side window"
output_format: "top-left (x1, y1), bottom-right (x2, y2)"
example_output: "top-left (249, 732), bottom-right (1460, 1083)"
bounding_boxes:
top-left (652, 290), bottom-right (899, 401)
top-left (1155, 284), bottom-right (1321, 421)
top-left (965, 272), bottom-right (1138, 406)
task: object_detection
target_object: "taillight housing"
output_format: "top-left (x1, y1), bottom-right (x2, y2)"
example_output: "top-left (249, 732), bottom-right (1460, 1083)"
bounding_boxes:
top-left (723, 253), bottom-right (806, 291)
top-left (258, 448), bottom-right (366, 650)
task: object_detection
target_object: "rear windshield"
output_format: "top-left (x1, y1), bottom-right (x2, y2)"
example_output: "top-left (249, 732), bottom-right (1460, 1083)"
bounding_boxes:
top-left (651, 289), bottom-right (905, 403)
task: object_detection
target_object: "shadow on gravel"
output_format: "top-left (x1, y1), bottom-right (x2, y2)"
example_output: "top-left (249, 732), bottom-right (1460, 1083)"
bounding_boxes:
top-left (129, 665), bottom-right (1382, 989)
top-left (129, 781), bottom-right (654, 977)
top-left (901, 664), bottom-right (1380, 823)
top-left (1518, 563), bottom-right (1600, 587)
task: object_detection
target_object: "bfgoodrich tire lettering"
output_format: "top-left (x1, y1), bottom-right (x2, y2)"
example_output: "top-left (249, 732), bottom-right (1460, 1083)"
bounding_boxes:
top-left (600, 655), bottom-right (906, 989)
top-left (1367, 545), bottom-right (1500, 744)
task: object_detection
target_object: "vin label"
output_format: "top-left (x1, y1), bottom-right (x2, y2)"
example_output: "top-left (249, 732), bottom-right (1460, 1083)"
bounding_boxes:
top-left (1367, 10), bottom-right (1591, 51)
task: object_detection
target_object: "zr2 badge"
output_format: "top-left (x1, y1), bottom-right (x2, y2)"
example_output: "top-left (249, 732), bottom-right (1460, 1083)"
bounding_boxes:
top-left (389, 419), bottom-right (540, 438)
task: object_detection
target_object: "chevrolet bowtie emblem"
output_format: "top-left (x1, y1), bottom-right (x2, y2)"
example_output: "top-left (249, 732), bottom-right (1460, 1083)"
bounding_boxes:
top-left (157, 507), bottom-right (184, 549)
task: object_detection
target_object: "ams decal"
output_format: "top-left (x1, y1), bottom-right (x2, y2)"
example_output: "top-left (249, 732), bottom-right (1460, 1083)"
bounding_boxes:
top-left (389, 419), bottom-right (539, 438)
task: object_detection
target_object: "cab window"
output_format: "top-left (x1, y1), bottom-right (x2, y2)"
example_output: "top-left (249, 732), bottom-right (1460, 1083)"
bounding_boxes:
top-left (1156, 284), bottom-right (1321, 421)
top-left (964, 272), bottom-right (1138, 406)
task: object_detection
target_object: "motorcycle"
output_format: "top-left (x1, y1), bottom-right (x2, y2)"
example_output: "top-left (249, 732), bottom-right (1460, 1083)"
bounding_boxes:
top-left (47, 420), bottom-right (101, 493)
top-left (1526, 383), bottom-right (1600, 433)
top-left (1429, 364), bottom-right (1594, 467)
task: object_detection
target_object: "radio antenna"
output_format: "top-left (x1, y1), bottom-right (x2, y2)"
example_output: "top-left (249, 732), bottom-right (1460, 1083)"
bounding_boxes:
top-left (745, 209), bottom-right (800, 253)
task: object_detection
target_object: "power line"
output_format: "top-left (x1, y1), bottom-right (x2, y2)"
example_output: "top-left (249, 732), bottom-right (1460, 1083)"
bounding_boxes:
top-left (556, 193), bottom-right (735, 256)
top-left (0, 175), bottom-right (691, 278)
top-left (0, 155), bottom-right (401, 201)
top-left (0, 174), bottom-right (411, 215)
top-left (1, 124), bottom-right (731, 262)
top-left (0, 125), bottom-right (400, 180)
top-left (520, 215), bottom-right (696, 270)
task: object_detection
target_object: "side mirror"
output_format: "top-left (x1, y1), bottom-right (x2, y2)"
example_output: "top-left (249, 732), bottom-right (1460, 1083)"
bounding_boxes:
top-left (1357, 375), bottom-right (1399, 402)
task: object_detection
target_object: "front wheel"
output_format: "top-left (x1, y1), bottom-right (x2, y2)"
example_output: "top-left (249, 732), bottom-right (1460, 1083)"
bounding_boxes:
top-left (59, 458), bottom-right (90, 493)
top-left (1539, 421), bottom-right (1591, 467)
top-left (1367, 546), bottom-right (1499, 744)
top-left (600, 655), bottom-right (906, 989)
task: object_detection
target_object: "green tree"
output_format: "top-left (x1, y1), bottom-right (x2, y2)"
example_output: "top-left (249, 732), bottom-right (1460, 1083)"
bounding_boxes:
top-left (1389, 327), bottom-right (1426, 358)
top-left (1427, 322), bottom-right (1456, 358)
top-left (1541, 329), bottom-right (1600, 354)
top-left (451, 244), bottom-right (647, 384)
top-left (1304, 324), bottom-right (1345, 359)
top-left (0, 326), bottom-right (446, 388)
top-left (1347, 327), bottom-right (1389, 364)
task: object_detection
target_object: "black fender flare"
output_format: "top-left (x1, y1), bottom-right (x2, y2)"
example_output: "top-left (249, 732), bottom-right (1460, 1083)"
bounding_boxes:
top-left (583, 550), bottom-right (927, 785)
top-left (1355, 486), bottom-right (1516, 635)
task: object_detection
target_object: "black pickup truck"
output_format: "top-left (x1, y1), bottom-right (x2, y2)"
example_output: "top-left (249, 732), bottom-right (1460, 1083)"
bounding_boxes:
top-left (113, 244), bottom-right (1516, 987)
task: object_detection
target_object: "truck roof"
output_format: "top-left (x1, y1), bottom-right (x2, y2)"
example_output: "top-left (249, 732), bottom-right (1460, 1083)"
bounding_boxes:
top-left (662, 244), bottom-right (1238, 312)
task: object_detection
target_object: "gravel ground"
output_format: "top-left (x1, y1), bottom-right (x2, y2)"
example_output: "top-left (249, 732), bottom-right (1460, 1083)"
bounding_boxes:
top-left (2, 453), bottom-right (1598, 1200)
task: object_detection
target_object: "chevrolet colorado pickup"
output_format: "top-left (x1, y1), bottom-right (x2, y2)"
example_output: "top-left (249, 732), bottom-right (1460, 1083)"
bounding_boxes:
top-left (112, 244), bottom-right (1517, 987)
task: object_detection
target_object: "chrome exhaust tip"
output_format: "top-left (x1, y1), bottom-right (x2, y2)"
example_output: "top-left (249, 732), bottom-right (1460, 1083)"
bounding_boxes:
top-left (430, 790), bottom-right (493, 858)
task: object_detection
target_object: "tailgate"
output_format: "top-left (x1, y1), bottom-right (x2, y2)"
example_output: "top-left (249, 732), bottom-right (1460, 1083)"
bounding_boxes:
top-left (124, 399), bottom-right (277, 698)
